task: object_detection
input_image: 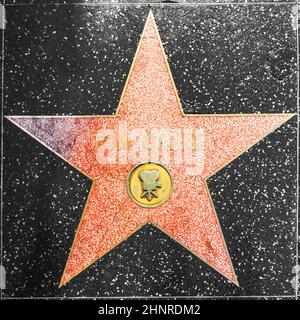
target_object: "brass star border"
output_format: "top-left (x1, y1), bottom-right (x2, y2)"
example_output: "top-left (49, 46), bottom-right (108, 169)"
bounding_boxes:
top-left (6, 11), bottom-right (295, 288)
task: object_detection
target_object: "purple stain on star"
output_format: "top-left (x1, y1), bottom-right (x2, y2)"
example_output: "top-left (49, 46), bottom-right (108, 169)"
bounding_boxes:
top-left (11, 117), bottom-right (77, 160)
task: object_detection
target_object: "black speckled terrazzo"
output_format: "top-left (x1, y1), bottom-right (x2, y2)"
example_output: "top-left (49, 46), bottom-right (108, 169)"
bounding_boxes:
top-left (3, 1), bottom-right (298, 5)
top-left (4, 4), bottom-right (298, 116)
top-left (1, 3), bottom-right (298, 298)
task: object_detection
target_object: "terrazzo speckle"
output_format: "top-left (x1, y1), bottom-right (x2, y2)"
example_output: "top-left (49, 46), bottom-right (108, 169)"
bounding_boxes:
top-left (4, 4), bottom-right (297, 115)
top-left (4, 1), bottom-right (298, 5)
top-left (2, 4), bottom-right (298, 298)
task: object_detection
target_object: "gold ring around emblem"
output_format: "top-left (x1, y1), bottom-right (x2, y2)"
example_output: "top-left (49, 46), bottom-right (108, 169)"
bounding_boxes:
top-left (126, 162), bottom-right (173, 208)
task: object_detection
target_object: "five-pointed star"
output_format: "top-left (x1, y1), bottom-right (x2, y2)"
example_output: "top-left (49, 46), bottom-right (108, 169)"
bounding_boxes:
top-left (7, 11), bottom-right (294, 287)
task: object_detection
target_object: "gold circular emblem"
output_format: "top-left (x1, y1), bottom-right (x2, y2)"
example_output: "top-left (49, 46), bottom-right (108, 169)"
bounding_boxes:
top-left (126, 162), bottom-right (173, 208)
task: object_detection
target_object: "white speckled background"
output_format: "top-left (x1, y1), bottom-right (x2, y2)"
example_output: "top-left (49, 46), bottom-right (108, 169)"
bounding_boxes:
top-left (1, 1), bottom-right (298, 299)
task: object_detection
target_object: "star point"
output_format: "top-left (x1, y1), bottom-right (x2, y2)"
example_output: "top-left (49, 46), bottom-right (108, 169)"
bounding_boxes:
top-left (7, 11), bottom-right (295, 288)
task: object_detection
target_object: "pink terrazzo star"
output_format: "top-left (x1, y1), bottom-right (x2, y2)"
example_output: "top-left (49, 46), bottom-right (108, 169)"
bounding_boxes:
top-left (7, 11), bottom-right (294, 287)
